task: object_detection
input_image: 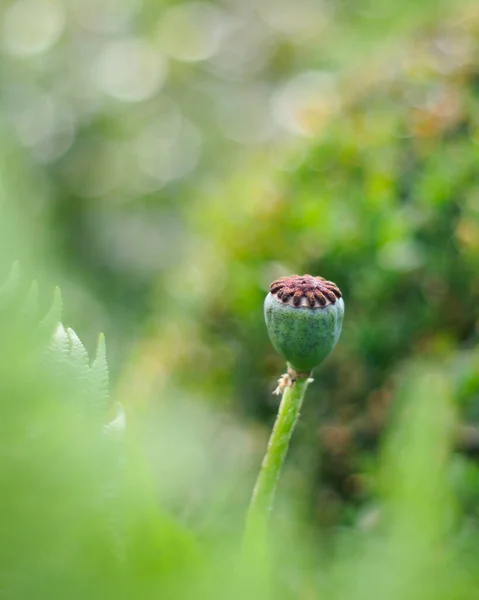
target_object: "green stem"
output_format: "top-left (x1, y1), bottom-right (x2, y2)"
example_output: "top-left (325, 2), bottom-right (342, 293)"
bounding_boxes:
top-left (245, 374), bottom-right (311, 536)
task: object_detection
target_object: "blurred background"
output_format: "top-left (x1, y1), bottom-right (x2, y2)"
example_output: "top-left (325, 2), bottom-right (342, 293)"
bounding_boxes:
top-left (2, 0), bottom-right (479, 597)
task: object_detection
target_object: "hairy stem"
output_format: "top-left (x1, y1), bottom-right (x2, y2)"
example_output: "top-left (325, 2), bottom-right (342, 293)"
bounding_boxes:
top-left (246, 374), bottom-right (311, 536)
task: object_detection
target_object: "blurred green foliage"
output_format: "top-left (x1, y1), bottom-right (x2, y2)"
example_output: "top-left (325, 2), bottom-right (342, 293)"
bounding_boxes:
top-left (2, 0), bottom-right (479, 597)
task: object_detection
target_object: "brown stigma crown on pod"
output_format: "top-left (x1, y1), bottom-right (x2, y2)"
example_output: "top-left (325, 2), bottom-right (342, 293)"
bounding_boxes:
top-left (270, 274), bottom-right (342, 308)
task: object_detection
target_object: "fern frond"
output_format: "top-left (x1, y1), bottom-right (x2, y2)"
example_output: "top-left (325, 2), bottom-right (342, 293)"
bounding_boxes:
top-left (51, 322), bottom-right (70, 360)
top-left (90, 333), bottom-right (110, 411)
top-left (2, 262), bottom-right (120, 433)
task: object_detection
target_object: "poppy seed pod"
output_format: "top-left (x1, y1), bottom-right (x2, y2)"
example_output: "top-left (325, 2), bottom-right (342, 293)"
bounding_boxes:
top-left (264, 274), bottom-right (344, 374)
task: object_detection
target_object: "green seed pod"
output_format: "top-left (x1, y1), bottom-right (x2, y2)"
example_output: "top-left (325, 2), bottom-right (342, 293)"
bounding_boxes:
top-left (264, 274), bottom-right (344, 374)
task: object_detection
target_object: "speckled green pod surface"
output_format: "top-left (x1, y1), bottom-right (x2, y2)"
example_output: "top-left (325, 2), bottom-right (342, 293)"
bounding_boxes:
top-left (264, 275), bottom-right (344, 373)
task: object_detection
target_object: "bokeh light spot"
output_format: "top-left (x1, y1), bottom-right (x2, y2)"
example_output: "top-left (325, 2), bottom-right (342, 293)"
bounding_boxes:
top-left (3, 0), bottom-right (65, 57)
top-left (94, 39), bottom-right (167, 103)
top-left (272, 71), bottom-right (340, 136)
top-left (70, 0), bottom-right (140, 34)
top-left (157, 2), bottom-right (227, 62)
